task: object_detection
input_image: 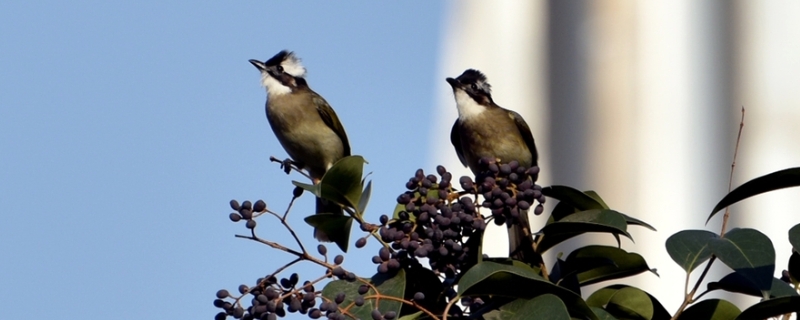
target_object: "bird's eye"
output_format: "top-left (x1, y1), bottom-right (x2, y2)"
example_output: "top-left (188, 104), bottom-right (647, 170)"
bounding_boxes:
top-left (276, 65), bottom-right (284, 73)
top-left (471, 83), bottom-right (478, 91)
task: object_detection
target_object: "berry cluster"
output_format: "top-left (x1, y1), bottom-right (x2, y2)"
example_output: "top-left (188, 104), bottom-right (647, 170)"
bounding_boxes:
top-left (465, 158), bottom-right (546, 227)
top-left (372, 166), bottom-right (485, 281)
top-left (213, 274), bottom-right (320, 320)
top-left (219, 200), bottom-right (362, 320)
top-left (228, 199), bottom-right (267, 229)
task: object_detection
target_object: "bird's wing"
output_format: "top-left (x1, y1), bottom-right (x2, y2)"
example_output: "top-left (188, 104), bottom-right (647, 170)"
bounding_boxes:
top-left (312, 94), bottom-right (351, 156)
top-left (509, 111), bottom-right (538, 166)
top-left (450, 120), bottom-right (468, 167)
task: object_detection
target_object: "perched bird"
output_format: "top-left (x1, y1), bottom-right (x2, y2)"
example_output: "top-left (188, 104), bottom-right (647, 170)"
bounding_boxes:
top-left (249, 50), bottom-right (350, 242)
top-left (446, 69), bottom-right (538, 261)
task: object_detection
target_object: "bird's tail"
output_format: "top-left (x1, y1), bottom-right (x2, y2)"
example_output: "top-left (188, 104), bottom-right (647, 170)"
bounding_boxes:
top-left (313, 197), bottom-right (344, 242)
top-left (508, 210), bottom-right (536, 262)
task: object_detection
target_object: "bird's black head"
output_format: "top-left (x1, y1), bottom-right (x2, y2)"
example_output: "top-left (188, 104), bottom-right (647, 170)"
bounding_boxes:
top-left (249, 50), bottom-right (308, 94)
top-left (446, 69), bottom-right (493, 106)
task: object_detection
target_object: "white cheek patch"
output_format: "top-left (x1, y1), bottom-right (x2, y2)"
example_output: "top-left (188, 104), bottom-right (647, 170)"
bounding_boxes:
top-left (262, 73), bottom-right (291, 96)
top-left (281, 56), bottom-right (307, 78)
top-left (454, 89), bottom-right (486, 120)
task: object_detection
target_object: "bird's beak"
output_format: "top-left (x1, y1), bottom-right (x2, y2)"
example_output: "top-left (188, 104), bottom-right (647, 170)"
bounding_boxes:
top-left (249, 59), bottom-right (267, 71)
top-left (446, 77), bottom-right (461, 89)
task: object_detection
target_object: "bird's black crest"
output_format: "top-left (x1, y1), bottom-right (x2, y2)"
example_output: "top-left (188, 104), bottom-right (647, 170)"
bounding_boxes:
top-left (265, 50), bottom-right (292, 67)
top-left (456, 69), bottom-right (491, 94)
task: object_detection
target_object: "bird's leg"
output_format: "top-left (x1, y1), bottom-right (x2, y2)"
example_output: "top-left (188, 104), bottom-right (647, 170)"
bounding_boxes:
top-left (269, 156), bottom-right (312, 180)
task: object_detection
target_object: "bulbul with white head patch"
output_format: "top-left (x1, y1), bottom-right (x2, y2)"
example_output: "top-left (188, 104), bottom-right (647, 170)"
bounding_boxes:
top-left (447, 69), bottom-right (538, 261)
top-left (249, 50), bottom-right (350, 242)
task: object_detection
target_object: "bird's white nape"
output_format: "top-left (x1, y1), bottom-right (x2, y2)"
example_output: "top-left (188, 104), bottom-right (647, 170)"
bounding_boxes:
top-left (261, 73), bottom-right (291, 96)
top-left (281, 53), bottom-right (307, 78)
top-left (454, 89), bottom-right (486, 119)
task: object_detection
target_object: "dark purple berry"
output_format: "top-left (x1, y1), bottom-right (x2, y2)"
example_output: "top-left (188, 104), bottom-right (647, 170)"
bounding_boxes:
top-left (293, 186), bottom-right (304, 198)
top-left (253, 200), bottom-right (266, 212)
top-left (230, 200), bottom-right (240, 211)
top-left (355, 237), bottom-right (367, 248)
top-left (229, 213), bottom-right (242, 222)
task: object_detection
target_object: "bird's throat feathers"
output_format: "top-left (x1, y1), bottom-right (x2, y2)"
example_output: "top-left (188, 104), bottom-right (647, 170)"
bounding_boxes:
top-left (262, 74), bottom-right (292, 96)
top-left (454, 89), bottom-right (487, 120)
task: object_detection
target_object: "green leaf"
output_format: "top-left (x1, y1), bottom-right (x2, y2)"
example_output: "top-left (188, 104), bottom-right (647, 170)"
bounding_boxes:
top-left (400, 265), bottom-right (445, 316)
top-left (789, 251), bottom-right (800, 285)
top-left (677, 299), bottom-right (740, 320)
top-left (605, 287), bottom-right (654, 320)
top-left (708, 167), bottom-right (800, 223)
top-left (537, 209), bottom-right (632, 253)
top-left (357, 180), bottom-right (372, 215)
top-left (322, 269), bottom-right (405, 319)
top-left (619, 213), bottom-right (657, 231)
top-left (708, 272), bottom-right (798, 298)
top-left (710, 228), bottom-right (775, 298)
top-left (549, 258), bottom-right (582, 295)
top-left (586, 285), bottom-right (671, 320)
top-left (591, 307), bottom-right (619, 320)
top-left (319, 155), bottom-right (367, 209)
top-left (566, 245), bottom-right (658, 286)
top-left (583, 190), bottom-right (610, 209)
top-left (304, 214), bottom-right (353, 252)
top-left (790, 223), bottom-right (800, 252)
top-left (735, 296), bottom-right (800, 320)
top-left (542, 185), bottom-right (605, 211)
top-left (514, 294), bottom-right (571, 320)
top-left (397, 311), bottom-right (423, 320)
top-left (292, 180), bottom-right (320, 196)
top-left (481, 295), bottom-right (572, 320)
top-left (457, 261), bottom-right (598, 320)
top-left (665, 230), bottom-right (718, 272)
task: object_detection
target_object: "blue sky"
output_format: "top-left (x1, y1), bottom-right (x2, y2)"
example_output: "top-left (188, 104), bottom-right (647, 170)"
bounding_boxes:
top-left (0, 1), bottom-right (445, 318)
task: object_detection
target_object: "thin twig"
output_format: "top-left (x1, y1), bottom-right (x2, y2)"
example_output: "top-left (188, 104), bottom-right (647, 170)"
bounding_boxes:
top-left (720, 107), bottom-right (745, 237)
top-left (441, 296), bottom-right (459, 320)
top-left (671, 107), bottom-right (745, 319)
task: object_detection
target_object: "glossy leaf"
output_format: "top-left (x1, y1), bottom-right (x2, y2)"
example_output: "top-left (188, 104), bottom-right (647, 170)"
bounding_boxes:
top-left (322, 269), bottom-right (405, 319)
top-left (708, 272), bottom-right (798, 298)
top-left (710, 228), bottom-right (775, 298)
top-left (677, 299), bottom-right (740, 320)
top-left (457, 261), bottom-right (598, 320)
top-left (549, 258), bottom-right (581, 295)
top-left (513, 294), bottom-right (571, 320)
top-left (319, 155), bottom-right (366, 209)
top-left (537, 210), bottom-right (631, 253)
top-left (292, 180), bottom-right (319, 196)
top-left (583, 190), bottom-right (610, 209)
top-left (591, 307), bottom-right (618, 320)
top-left (397, 311), bottom-right (423, 320)
top-left (566, 245), bottom-right (657, 286)
top-left (665, 230), bottom-right (718, 272)
top-left (708, 167), bottom-right (800, 223)
top-left (606, 287), bottom-right (669, 320)
top-left (735, 296), bottom-right (800, 320)
top-left (619, 213), bottom-right (657, 231)
top-left (357, 180), bottom-right (372, 215)
top-left (586, 285), bottom-right (671, 320)
top-left (542, 185), bottom-right (605, 211)
top-left (482, 295), bottom-right (571, 320)
top-left (304, 214), bottom-right (353, 252)
top-left (790, 223), bottom-right (800, 252)
top-left (400, 265), bottom-right (445, 316)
